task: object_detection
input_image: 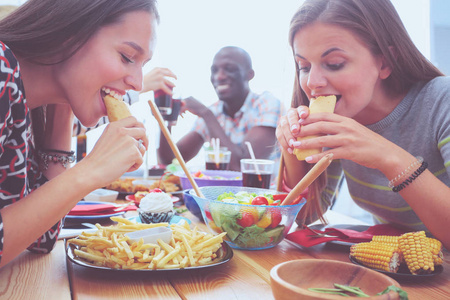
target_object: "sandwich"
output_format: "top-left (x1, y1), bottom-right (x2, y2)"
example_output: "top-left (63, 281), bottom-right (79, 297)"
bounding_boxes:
top-left (293, 95), bottom-right (336, 160)
top-left (104, 94), bottom-right (132, 122)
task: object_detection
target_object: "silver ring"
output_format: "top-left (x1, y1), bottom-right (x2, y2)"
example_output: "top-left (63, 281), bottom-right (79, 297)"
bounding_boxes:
top-left (138, 139), bottom-right (144, 150)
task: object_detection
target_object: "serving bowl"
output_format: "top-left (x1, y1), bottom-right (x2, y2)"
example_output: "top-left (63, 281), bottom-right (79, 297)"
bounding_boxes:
top-left (188, 186), bottom-right (306, 250)
top-left (270, 259), bottom-right (401, 300)
top-left (175, 170), bottom-right (242, 190)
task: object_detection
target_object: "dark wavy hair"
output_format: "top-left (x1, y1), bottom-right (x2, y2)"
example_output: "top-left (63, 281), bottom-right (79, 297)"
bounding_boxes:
top-left (0, 0), bottom-right (159, 65)
top-left (0, 0), bottom-right (159, 149)
top-left (287, 0), bottom-right (443, 224)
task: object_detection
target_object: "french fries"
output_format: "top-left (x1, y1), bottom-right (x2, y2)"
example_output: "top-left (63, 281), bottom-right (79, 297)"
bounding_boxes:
top-left (68, 217), bottom-right (227, 270)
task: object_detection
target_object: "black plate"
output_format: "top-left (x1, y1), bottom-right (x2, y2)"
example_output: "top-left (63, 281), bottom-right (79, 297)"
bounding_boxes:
top-left (66, 239), bottom-right (233, 272)
top-left (349, 255), bottom-right (443, 280)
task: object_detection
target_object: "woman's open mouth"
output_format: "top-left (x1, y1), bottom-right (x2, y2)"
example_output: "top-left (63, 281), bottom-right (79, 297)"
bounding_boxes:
top-left (101, 87), bottom-right (124, 101)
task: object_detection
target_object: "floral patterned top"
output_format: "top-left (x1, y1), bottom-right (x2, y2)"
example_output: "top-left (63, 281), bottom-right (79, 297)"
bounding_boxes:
top-left (0, 42), bottom-right (62, 264)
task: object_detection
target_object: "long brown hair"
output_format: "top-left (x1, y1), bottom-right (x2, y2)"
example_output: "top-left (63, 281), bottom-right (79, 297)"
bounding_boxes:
top-left (0, 0), bottom-right (159, 149)
top-left (288, 0), bottom-right (443, 223)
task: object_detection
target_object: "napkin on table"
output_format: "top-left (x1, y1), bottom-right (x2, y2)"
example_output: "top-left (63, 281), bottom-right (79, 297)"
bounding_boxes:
top-left (286, 224), bottom-right (407, 247)
top-left (68, 203), bottom-right (137, 216)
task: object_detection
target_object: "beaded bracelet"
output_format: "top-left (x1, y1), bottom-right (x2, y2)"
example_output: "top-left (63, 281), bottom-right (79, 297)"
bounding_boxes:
top-left (392, 161), bottom-right (428, 193)
top-left (38, 150), bottom-right (76, 170)
top-left (388, 156), bottom-right (424, 189)
top-left (42, 149), bottom-right (75, 156)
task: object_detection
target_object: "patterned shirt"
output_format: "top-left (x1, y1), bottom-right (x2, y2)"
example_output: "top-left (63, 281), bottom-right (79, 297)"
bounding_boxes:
top-left (0, 42), bottom-right (62, 264)
top-left (192, 91), bottom-right (282, 161)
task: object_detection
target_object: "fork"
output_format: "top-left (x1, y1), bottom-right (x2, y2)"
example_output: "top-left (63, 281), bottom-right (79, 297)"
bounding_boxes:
top-left (303, 225), bottom-right (340, 238)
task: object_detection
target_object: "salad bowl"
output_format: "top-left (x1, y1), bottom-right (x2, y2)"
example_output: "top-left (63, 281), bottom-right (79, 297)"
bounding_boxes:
top-left (188, 186), bottom-right (306, 250)
top-left (175, 170), bottom-right (242, 190)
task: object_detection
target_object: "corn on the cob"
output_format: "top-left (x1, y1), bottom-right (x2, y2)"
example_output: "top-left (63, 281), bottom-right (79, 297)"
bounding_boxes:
top-left (350, 242), bottom-right (401, 273)
top-left (371, 235), bottom-right (399, 246)
top-left (427, 237), bottom-right (444, 266)
top-left (398, 231), bottom-right (434, 275)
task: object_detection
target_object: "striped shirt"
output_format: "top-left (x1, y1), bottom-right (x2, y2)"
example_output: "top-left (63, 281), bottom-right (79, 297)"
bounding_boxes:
top-left (322, 77), bottom-right (450, 233)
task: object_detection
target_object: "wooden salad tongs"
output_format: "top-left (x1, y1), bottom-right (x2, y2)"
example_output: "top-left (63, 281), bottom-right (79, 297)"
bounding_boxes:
top-left (148, 100), bottom-right (205, 198)
top-left (280, 153), bottom-right (334, 205)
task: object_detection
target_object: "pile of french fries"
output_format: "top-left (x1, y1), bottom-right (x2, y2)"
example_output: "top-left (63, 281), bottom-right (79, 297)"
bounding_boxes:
top-left (68, 217), bottom-right (226, 270)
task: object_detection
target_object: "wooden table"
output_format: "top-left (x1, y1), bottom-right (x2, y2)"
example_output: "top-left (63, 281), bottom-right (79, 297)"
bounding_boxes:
top-left (0, 207), bottom-right (448, 300)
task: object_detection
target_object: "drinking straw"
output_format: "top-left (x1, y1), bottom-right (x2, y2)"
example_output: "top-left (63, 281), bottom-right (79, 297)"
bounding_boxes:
top-left (281, 153), bottom-right (333, 205)
top-left (148, 99), bottom-right (204, 198)
top-left (212, 138), bottom-right (220, 168)
top-left (245, 141), bottom-right (262, 182)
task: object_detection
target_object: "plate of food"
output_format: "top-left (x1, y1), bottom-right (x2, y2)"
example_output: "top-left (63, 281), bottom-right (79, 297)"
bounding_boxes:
top-left (349, 231), bottom-right (444, 280)
top-left (65, 217), bottom-right (232, 271)
top-left (125, 193), bottom-right (180, 207)
top-left (349, 256), bottom-right (443, 280)
top-left (104, 175), bottom-right (181, 197)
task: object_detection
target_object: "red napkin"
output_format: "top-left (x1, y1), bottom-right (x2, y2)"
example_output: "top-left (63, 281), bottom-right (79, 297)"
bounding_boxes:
top-left (68, 203), bottom-right (137, 216)
top-left (286, 224), bottom-right (407, 247)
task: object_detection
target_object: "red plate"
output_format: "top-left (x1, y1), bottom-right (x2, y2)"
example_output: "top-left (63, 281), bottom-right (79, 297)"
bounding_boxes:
top-left (125, 194), bottom-right (180, 207)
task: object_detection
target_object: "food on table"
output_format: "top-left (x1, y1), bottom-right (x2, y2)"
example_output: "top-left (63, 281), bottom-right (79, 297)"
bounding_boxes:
top-left (293, 95), bottom-right (337, 160)
top-left (104, 94), bottom-right (132, 122)
top-left (134, 191), bottom-right (149, 204)
top-left (105, 177), bottom-right (181, 194)
top-left (68, 216), bottom-right (226, 270)
top-left (192, 171), bottom-right (241, 180)
top-left (350, 231), bottom-right (443, 274)
top-left (138, 189), bottom-right (174, 223)
top-left (350, 242), bottom-right (402, 273)
top-left (371, 235), bottom-right (444, 266)
top-left (205, 192), bottom-right (289, 248)
top-left (398, 231), bottom-right (434, 275)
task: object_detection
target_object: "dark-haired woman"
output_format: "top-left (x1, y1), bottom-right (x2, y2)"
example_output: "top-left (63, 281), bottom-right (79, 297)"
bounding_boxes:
top-left (0, 0), bottom-right (158, 267)
top-left (276, 0), bottom-right (450, 249)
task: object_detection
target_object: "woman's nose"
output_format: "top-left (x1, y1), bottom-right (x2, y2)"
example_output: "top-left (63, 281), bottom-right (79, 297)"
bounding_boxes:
top-left (125, 67), bottom-right (143, 91)
top-left (306, 65), bottom-right (327, 91)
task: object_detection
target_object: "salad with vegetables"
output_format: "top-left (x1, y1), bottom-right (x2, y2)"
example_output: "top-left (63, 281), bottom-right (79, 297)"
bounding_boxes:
top-left (203, 191), bottom-right (301, 249)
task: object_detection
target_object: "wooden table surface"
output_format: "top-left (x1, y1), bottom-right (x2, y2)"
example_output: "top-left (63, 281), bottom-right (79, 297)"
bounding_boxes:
top-left (0, 205), bottom-right (448, 300)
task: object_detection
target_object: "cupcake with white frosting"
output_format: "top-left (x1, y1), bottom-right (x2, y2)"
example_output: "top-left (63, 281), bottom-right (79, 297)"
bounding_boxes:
top-left (138, 190), bottom-right (174, 223)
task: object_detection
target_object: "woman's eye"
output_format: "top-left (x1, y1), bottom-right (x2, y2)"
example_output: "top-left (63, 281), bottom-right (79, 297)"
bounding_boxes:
top-left (121, 53), bottom-right (134, 64)
top-left (327, 62), bottom-right (344, 71)
top-left (298, 65), bottom-right (310, 72)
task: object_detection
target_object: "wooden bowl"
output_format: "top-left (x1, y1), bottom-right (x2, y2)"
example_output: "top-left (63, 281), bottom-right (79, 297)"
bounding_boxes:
top-left (270, 259), bottom-right (401, 300)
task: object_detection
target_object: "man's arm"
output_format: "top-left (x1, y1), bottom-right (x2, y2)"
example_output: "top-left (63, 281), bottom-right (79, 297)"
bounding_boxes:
top-left (199, 109), bottom-right (276, 170)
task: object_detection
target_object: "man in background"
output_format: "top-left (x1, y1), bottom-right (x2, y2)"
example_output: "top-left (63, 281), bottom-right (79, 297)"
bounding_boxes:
top-left (158, 46), bottom-right (282, 171)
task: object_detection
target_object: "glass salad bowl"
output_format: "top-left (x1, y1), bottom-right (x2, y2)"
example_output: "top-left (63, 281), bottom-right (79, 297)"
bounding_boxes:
top-left (189, 186), bottom-right (306, 250)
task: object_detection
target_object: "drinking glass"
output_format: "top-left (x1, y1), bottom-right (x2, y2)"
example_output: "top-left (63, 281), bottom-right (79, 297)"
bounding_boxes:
top-left (205, 147), bottom-right (231, 170)
top-left (240, 159), bottom-right (274, 188)
top-left (154, 88), bottom-right (172, 115)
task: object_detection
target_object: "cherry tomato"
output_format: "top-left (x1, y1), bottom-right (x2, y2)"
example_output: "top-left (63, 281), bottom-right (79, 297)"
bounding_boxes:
top-left (193, 171), bottom-right (202, 177)
top-left (269, 210), bottom-right (282, 228)
top-left (205, 211), bottom-right (213, 221)
top-left (251, 196), bottom-right (269, 205)
top-left (272, 194), bottom-right (288, 201)
top-left (150, 188), bottom-right (163, 193)
top-left (270, 200), bottom-right (281, 206)
top-left (237, 212), bottom-right (255, 227)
